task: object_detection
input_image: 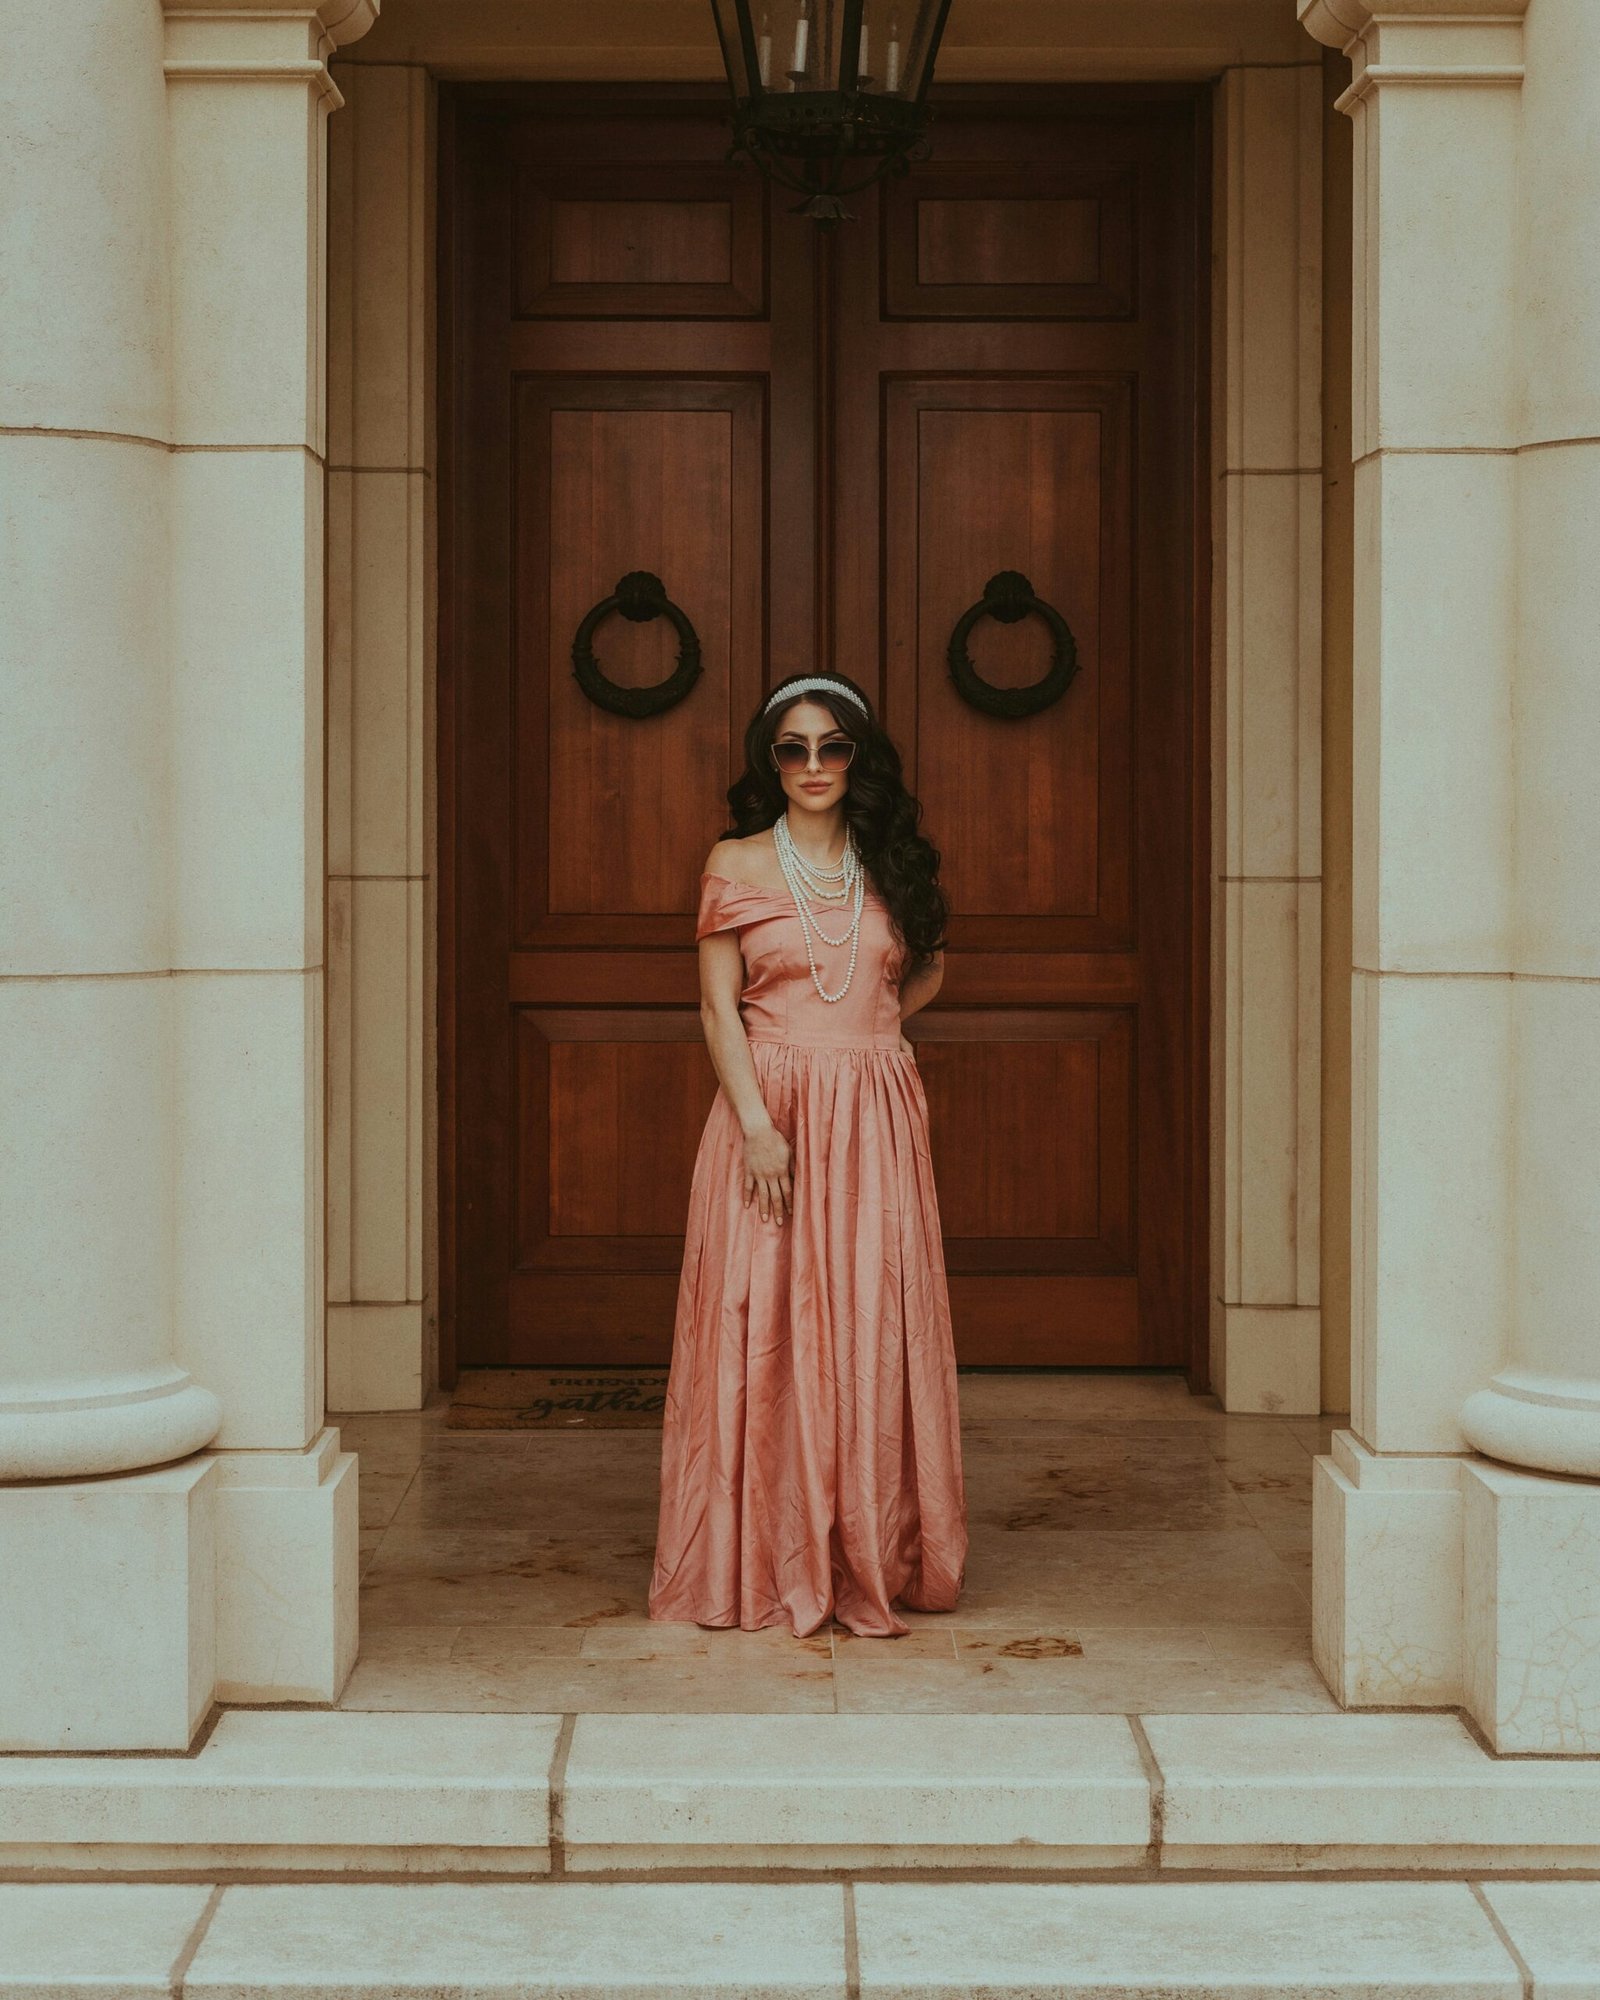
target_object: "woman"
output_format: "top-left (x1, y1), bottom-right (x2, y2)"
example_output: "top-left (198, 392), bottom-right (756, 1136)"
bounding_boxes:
top-left (648, 671), bottom-right (968, 1638)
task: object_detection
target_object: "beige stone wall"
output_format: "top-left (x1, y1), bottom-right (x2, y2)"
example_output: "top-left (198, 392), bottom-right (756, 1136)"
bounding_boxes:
top-left (325, 66), bottom-right (438, 1412)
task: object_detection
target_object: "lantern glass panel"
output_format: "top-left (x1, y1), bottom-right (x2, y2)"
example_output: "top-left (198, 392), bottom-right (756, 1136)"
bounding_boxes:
top-left (854, 0), bottom-right (940, 98)
top-left (713, 0), bottom-right (947, 103)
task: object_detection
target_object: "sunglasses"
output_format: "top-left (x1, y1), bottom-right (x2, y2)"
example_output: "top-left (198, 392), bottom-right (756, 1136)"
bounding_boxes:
top-left (770, 738), bottom-right (857, 775)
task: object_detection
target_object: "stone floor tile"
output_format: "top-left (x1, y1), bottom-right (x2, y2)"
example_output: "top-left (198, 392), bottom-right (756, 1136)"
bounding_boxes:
top-left (184, 1883), bottom-right (848, 1998)
top-left (1479, 1881), bottom-right (1600, 1995)
top-left (0, 1883), bottom-right (214, 1997)
top-left (956, 1626), bottom-right (1213, 1664)
top-left (357, 1468), bottom-right (417, 1529)
top-left (853, 1880), bottom-right (1520, 1997)
top-left (1202, 1623), bottom-right (1315, 1662)
top-left (338, 1652), bottom-right (834, 1714)
top-left (562, 1713), bottom-right (1149, 1868)
top-left (1147, 1712), bottom-right (1600, 1867)
top-left (957, 1372), bottom-right (1220, 1422)
top-left (834, 1627), bottom-right (958, 1659)
top-left (356, 1623), bottom-right (462, 1663)
top-left (921, 1526), bottom-right (1309, 1627)
top-left (450, 1624), bottom-right (589, 1661)
top-left (358, 1528), bottom-right (653, 1627)
top-left (1236, 1488), bottom-right (1315, 1537)
top-left (833, 1651), bottom-right (1338, 1715)
top-left (965, 1454), bottom-right (1257, 1533)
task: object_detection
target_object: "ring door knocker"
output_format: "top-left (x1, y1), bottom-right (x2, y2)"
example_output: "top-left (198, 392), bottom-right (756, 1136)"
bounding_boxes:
top-left (571, 570), bottom-right (703, 719)
top-left (946, 570), bottom-right (1080, 721)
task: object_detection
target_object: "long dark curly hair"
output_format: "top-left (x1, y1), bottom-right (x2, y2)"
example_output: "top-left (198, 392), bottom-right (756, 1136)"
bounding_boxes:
top-left (719, 673), bottom-right (949, 980)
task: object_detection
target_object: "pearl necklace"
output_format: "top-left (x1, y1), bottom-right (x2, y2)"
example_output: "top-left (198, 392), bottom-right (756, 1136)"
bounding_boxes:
top-left (774, 813), bottom-right (865, 1003)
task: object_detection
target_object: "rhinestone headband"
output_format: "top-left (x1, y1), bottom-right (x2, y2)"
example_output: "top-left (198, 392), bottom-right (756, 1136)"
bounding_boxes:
top-left (763, 676), bottom-right (870, 719)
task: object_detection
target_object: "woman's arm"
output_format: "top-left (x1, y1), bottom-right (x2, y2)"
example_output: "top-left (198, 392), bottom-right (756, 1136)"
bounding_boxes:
top-left (699, 930), bottom-right (794, 1223)
top-left (898, 948), bottom-right (944, 1024)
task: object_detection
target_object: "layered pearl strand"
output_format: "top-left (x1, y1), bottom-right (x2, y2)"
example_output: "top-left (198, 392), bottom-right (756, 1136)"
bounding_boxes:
top-left (774, 811), bottom-right (865, 1003)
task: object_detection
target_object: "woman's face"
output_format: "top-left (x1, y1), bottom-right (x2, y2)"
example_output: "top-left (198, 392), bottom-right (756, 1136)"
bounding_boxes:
top-left (770, 699), bottom-right (853, 815)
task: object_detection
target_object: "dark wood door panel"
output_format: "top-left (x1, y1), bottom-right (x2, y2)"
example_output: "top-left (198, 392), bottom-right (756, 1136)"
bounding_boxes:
top-left (883, 376), bottom-right (1133, 948)
top-left (885, 162), bottom-right (1137, 319)
top-left (914, 1008), bottom-right (1133, 1270)
top-left (511, 375), bottom-right (766, 946)
top-left (514, 1010), bottom-right (717, 1272)
top-left (515, 164), bottom-right (768, 318)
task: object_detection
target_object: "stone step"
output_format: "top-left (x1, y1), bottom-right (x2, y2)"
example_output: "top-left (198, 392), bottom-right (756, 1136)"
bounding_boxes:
top-left (3, 1708), bottom-right (1600, 1878)
top-left (6, 1877), bottom-right (1600, 1996)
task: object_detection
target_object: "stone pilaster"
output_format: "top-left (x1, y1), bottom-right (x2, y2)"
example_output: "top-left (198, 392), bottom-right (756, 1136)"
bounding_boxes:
top-left (325, 60), bottom-right (437, 1413)
top-left (1210, 57), bottom-right (1326, 1414)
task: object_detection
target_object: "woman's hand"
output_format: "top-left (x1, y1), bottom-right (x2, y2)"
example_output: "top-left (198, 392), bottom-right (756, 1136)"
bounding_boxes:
top-left (898, 1029), bottom-right (916, 1060)
top-left (742, 1121), bottom-right (793, 1224)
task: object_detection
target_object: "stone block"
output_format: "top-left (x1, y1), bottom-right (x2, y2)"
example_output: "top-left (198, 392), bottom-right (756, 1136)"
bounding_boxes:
top-left (1464, 1458), bottom-right (1600, 1753)
top-left (0, 1712), bottom-right (558, 1874)
top-left (1312, 1433), bottom-right (1464, 1705)
top-left (0, 1884), bottom-right (214, 1999)
top-left (854, 1880), bottom-right (1518, 1997)
top-left (562, 1713), bottom-right (1150, 1870)
top-left (0, 1460), bottom-right (216, 1751)
top-left (1146, 1711), bottom-right (1600, 1869)
top-left (213, 1432), bottom-right (359, 1704)
top-left (184, 1882), bottom-right (846, 1998)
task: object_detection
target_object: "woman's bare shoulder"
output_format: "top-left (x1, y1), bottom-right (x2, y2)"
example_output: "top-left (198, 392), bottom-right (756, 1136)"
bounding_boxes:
top-left (704, 832), bottom-right (781, 891)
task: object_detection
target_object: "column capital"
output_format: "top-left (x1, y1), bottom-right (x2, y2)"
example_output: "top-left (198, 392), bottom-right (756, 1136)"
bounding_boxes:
top-left (1300, 0), bottom-right (1527, 49)
top-left (1301, 0), bottom-right (1527, 115)
top-left (162, 0), bottom-right (379, 48)
top-left (162, 1), bottom-right (379, 107)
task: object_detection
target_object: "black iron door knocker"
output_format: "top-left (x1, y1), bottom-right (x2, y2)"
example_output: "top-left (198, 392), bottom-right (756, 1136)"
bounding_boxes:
top-left (946, 570), bottom-right (1079, 720)
top-left (571, 570), bottom-right (703, 719)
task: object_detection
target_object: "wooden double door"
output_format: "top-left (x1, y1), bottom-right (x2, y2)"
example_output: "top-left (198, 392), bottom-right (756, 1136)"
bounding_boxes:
top-left (442, 85), bottom-right (1206, 1376)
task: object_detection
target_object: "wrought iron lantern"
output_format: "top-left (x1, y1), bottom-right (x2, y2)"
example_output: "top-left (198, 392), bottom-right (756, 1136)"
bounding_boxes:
top-left (709, 0), bottom-right (955, 224)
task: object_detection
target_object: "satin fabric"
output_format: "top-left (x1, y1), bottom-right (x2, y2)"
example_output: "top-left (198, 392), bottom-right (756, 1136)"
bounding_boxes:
top-left (648, 869), bottom-right (968, 1637)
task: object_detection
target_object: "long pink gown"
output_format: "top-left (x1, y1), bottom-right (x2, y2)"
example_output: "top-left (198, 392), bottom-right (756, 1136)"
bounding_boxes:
top-left (649, 868), bottom-right (968, 1637)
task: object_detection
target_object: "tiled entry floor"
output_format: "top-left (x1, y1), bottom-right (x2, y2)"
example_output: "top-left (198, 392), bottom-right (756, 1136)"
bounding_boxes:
top-left (336, 1373), bottom-right (1343, 1716)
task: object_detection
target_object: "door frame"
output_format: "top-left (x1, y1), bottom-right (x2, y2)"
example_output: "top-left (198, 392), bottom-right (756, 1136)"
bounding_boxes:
top-left (433, 79), bottom-right (1213, 1393)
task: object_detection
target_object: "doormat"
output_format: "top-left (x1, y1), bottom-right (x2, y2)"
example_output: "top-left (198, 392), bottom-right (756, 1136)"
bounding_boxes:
top-left (446, 1368), bottom-right (669, 1430)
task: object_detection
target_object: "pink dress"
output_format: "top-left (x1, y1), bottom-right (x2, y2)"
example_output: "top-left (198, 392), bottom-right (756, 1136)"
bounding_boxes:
top-left (649, 869), bottom-right (968, 1637)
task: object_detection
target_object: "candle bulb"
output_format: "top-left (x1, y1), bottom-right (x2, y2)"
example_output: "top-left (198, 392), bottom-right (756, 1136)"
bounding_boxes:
top-left (858, 23), bottom-right (870, 83)
top-left (885, 8), bottom-right (901, 90)
top-left (789, 2), bottom-right (809, 76)
top-left (757, 10), bottom-right (772, 86)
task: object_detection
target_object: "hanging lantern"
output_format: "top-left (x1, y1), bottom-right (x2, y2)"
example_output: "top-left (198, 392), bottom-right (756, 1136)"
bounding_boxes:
top-left (709, 0), bottom-right (954, 224)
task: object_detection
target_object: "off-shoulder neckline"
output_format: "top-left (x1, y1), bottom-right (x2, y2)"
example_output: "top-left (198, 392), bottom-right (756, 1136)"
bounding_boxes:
top-left (700, 869), bottom-right (881, 902)
top-left (701, 869), bottom-right (784, 894)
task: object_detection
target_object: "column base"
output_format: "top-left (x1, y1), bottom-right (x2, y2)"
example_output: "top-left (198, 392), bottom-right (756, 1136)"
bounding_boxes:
top-left (0, 1367), bottom-right (221, 1479)
top-left (1315, 1433), bottom-right (1600, 1751)
top-left (1464, 1459), bottom-right (1600, 1754)
top-left (1461, 1368), bottom-right (1600, 1478)
top-left (0, 1429), bottom-right (358, 1750)
top-left (0, 1459), bottom-right (218, 1751)
top-left (1312, 1433), bottom-right (1464, 1707)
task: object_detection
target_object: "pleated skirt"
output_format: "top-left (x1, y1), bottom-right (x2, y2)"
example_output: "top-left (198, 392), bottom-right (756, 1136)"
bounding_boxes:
top-left (648, 1038), bottom-right (968, 1638)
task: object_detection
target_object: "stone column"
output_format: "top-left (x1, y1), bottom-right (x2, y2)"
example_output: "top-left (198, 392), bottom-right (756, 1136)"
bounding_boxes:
top-left (1307, 0), bottom-right (1600, 1750)
top-left (0, 0), bottom-right (373, 1750)
top-left (1456, 0), bottom-right (1600, 1751)
top-left (0, 0), bottom-right (221, 1486)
